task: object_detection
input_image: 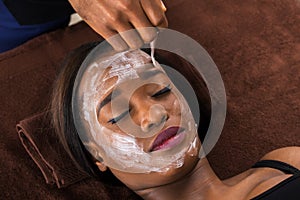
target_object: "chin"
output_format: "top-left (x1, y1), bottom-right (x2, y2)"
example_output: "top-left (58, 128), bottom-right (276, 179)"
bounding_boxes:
top-left (155, 139), bottom-right (200, 185)
top-left (109, 137), bottom-right (201, 191)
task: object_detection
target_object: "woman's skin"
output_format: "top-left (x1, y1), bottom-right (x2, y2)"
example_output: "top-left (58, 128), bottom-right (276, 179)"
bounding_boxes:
top-left (133, 147), bottom-right (300, 200)
top-left (95, 51), bottom-right (200, 187)
top-left (98, 147), bottom-right (300, 199)
top-left (68, 0), bottom-right (168, 51)
top-left (88, 51), bottom-right (300, 199)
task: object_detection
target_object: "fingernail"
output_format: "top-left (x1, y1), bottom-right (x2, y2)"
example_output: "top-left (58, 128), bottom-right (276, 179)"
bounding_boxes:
top-left (160, 0), bottom-right (167, 12)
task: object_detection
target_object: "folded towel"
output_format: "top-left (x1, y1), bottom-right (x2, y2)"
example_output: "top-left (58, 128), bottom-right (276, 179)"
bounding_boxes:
top-left (16, 112), bottom-right (89, 188)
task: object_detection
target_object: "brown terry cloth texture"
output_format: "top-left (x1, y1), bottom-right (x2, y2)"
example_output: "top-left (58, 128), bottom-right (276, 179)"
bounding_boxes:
top-left (0, 22), bottom-right (139, 200)
top-left (16, 112), bottom-right (89, 188)
top-left (0, 0), bottom-right (299, 199)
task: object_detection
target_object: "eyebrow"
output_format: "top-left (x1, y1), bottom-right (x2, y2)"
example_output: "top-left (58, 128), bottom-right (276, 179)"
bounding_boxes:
top-left (140, 68), bottom-right (164, 80)
top-left (96, 68), bottom-right (164, 115)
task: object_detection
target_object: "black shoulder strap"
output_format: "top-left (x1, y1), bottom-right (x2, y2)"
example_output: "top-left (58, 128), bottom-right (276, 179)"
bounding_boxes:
top-left (251, 172), bottom-right (300, 200)
top-left (252, 160), bottom-right (300, 174)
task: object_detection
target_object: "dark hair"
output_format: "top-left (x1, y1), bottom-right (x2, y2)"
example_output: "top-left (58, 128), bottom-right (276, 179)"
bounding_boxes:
top-left (51, 42), bottom-right (101, 176)
top-left (51, 44), bottom-right (211, 177)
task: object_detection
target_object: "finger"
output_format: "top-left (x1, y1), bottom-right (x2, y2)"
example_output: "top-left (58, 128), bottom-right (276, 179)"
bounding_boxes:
top-left (100, 28), bottom-right (129, 52)
top-left (115, 23), bottom-right (144, 50)
top-left (128, 5), bottom-right (159, 43)
top-left (160, 0), bottom-right (167, 12)
top-left (73, 8), bottom-right (129, 52)
top-left (140, 0), bottom-right (168, 28)
top-left (136, 26), bottom-right (158, 44)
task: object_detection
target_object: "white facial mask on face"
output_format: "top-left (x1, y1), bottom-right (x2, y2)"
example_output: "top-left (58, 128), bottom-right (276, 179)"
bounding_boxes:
top-left (72, 47), bottom-right (198, 173)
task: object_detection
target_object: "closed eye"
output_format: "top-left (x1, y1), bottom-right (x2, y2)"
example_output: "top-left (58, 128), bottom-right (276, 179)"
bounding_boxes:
top-left (151, 84), bottom-right (171, 97)
top-left (107, 109), bottom-right (130, 124)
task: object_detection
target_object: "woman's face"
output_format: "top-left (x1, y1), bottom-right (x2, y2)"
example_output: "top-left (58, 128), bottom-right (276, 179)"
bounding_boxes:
top-left (93, 51), bottom-right (200, 190)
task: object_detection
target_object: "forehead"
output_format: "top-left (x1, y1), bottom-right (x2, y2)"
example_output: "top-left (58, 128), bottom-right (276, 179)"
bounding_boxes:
top-left (98, 52), bottom-right (166, 92)
top-left (102, 51), bottom-right (151, 80)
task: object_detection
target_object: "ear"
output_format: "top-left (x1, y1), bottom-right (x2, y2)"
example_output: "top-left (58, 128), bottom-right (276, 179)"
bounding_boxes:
top-left (95, 161), bottom-right (108, 172)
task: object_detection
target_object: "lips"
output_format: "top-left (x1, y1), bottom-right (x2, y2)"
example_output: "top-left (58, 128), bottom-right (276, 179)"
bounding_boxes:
top-left (150, 126), bottom-right (185, 152)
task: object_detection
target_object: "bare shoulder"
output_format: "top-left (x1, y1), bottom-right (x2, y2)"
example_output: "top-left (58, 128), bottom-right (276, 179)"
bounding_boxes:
top-left (260, 146), bottom-right (300, 169)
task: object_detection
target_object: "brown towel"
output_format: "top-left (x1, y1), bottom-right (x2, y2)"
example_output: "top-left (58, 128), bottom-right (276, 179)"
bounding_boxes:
top-left (16, 112), bottom-right (89, 188)
top-left (0, 0), bottom-right (299, 199)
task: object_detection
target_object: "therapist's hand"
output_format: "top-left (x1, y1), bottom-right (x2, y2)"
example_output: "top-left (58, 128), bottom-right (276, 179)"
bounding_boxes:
top-left (68, 0), bottom-right (168, 51)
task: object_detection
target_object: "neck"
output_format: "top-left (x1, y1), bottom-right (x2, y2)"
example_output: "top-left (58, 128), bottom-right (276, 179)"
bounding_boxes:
top-left (135, 158), bottom-right (226, 200)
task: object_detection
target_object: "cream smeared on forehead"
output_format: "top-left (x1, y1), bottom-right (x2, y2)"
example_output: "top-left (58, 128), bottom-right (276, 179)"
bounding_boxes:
top-left (103, 50), bottom-right (152, 84)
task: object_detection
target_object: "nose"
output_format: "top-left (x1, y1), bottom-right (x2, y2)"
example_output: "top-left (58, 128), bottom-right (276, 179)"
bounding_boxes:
top-left (141, 104), bottom-right (168, 132)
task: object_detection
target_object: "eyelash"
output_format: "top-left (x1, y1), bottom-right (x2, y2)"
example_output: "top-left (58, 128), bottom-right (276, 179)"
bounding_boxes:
top-left (107, 109), bottom-right (130, 124)
top-left (151, 84), bottom-right (171, 97)
top-left (107, 84), bottom-right (171, 124)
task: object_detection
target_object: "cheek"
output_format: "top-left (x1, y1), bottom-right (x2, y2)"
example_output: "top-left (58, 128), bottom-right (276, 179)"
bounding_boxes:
top-left (98, 105), bottom-right (121, 133)
top-left (172, 98), bottom-right (181, 115)
top-left (98, 105), bottom-right (112, 124)
top-left (164, 93), bottom-right (181, 116)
